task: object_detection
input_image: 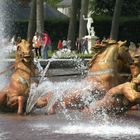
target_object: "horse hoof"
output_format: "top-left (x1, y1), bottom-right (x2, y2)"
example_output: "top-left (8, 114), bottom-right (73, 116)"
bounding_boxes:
top-left (17, 112), bottom-right (24, 115)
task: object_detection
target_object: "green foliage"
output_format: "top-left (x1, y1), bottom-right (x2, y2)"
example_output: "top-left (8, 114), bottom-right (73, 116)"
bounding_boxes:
top-left (90, 0), bottom-right (140, 16)
top-left (93, 16), bottom-right (112, 39)
top-left (119, 17), bottom-right (140, 43)
top-left (77, 53), bottom-right (92, 58)
top-left (44, 0), bottom-right (62, 8)
top-left (8, 50), bottom-right (92, 59)
top-left (14, 19), bottom-right (69, 49)
top-left (93, 16), bottom-right (140, 44)
top-left (44, 19), bottom-right (69, 50)
top-left (14, 16), bottom-right (140, 48)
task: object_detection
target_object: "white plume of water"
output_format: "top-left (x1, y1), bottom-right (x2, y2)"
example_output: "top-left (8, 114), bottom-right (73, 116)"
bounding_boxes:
top-left (0, 0), bottom-right (15, 89)
top-left (26, 49), bottom-right (87, 113)
top-left (26, 79), bottom-right (94, 114)
top-left (52, 48), bottom-right (87, 75)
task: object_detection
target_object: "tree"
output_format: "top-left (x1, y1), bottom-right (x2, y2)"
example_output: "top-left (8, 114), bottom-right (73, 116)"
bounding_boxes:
top-left (27, 0), bottom-right (36, 43)
top-left (110, 0), bottom-right (123, 40)
top-left (20, 0), bottom-right (31, 4)
top-left (36, 0), bottom-right (44, 34)
top-left (79, 0), bottom-right (89, 39)
top-left (67, 0), bottom-right (81, 48)
top-left (90, 0), bottom-right (140, 16)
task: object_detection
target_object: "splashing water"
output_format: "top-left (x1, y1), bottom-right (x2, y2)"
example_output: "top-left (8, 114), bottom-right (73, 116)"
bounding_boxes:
top-left (26, 76), bottom-right (107, 119)
top-left (26, 58), bottom-right (55, 113)
top-left (39, 58), bottom-right (54, 83)
top-left (31, 116), bottom-right (140, 140)
top-left (0, 0), bottom-right (16, 89)
top-left (52, 48), bottom-right (87, 74)
top-left (52, 48), bottom-right (77, 59)
top-left (0, 129), bottom-right (9, 140)
top-left (54, 122), bottom-right (140, 139)
top-left (34, 58), bottom-right (44, 75)
top-left (26, 49), bottom-right (88, 113)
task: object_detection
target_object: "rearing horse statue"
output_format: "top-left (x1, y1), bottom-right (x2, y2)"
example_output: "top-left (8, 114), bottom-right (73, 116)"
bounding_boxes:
top-left (0, 39), bottom-right (37, 115)
top-left (86, 39), bottom-right (132, 91)
top-left (27, 40), bottom-right (133, 115)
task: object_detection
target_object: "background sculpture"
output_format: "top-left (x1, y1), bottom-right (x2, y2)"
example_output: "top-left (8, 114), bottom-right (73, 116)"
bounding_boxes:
top-left (83, 11), bottom-right (94, 36)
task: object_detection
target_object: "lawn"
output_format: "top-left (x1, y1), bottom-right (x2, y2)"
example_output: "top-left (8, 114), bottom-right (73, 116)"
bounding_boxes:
top-left (8, 50), bottom-right (92, 59)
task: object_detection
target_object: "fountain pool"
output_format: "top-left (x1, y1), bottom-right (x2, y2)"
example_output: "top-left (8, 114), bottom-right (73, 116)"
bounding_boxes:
top-left (0, 1), bottom-right (140, 140)
top-left (0, 99), bottom-right (140, 140)
top-left (0, 73), bottom-right (139, 140)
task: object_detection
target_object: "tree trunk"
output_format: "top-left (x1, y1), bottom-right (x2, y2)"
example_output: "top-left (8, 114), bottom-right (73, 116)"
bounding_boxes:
top-left (67, 0), bottom-right (81, 49)
top-left (36, 0), bottom-right (44, 34)
top-left (27, 0), bottom-right (36, 43)
top-left (110, 0), bottom-right (123, 40)
top-left (79, 0), bottom-right (89, 39)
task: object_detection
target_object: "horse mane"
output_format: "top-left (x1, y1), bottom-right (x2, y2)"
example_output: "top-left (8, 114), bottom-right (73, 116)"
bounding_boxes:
top-left (88, 39), bottom-right (117, 68)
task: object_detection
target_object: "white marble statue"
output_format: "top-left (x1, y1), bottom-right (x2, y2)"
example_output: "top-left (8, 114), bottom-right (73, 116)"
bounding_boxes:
top-left (83, 11), bottom-right (94, 36)
top-left (90, 27), bottom-right (95, 36)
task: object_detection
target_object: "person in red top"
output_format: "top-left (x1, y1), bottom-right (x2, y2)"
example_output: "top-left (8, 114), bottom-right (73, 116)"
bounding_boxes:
top-left (96, 39), bottom-right (101, 44)
top-left (42, 32), bottom-right (52, 59)
top-left (42, 32), bottom-right (48, 59)
top-left (57, 40), bottom-right (63, 50)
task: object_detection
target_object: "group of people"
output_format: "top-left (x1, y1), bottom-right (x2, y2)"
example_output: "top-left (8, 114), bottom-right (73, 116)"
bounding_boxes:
top-left (57, 39), bottom-right (72, 50)
top-left (32, 32), bottom-right (51, 59)
top-left (75, 37), bottom-right (89, 54)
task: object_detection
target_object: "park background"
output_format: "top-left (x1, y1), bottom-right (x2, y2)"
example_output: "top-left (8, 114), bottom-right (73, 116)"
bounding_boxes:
top-left (3, 0), bottom-right (140, 51)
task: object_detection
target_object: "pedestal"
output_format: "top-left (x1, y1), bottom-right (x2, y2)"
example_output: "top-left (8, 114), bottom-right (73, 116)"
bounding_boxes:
top-left (83, 35), bottom-right (98, 54)
top-left (87, 35), bottom-right (98, 54)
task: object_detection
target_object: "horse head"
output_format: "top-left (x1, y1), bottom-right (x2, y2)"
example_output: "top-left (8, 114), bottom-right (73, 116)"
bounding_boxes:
top-left (117, 41), bottom-right (133, 64)
top-left (89, 39), bottom-right (118, 67)
top-left (87, 39), bottom-right (133, 90)
top-left (16, 39), bottom-right (33, 63)
top-left (117, 41), bottom-right (133, 74)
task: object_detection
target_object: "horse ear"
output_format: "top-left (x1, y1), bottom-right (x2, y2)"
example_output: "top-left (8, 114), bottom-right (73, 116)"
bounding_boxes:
top-left (118, 40), bottom-right (127, 48)
top-left (17, 45), bottom-right (21, 51)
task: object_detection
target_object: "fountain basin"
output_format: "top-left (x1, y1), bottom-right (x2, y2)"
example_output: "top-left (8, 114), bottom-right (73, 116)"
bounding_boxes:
top-left (0, 59), bottom-right (89, 77)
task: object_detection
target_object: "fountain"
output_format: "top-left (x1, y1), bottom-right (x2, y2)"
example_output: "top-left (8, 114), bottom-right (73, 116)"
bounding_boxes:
top-left (0, 0), bottom-right (16, 89)
top-left (0, 1), bottom-right (140, 140)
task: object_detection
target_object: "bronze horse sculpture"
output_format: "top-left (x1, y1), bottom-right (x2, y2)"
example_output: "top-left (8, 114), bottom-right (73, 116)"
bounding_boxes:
top-left (0, 39), bottom-right (36, 115)
top-left (129, 47), bottom-right (140, 79)
top-left (58, 40), bottom-right (133, 111)
top-left (27, 40), bottom-right (133, 115)
top-left (86, 39), bottom-right (132, 91)
top-left (85, 74), bottom-right (140, 115)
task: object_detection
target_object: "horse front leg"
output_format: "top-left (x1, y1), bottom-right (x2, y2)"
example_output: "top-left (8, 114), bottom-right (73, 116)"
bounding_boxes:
top-left (7, 96), bottom-right (25, 115)
top-left (17, 96), bottom-right (25, 115)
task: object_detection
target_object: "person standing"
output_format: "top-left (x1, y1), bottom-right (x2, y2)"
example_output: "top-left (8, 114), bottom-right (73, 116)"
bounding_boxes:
top-left (67, 40), bottom-right (72, 50)
top-left (42, 32), bottom-right (49, 59)
top-left (57, 40), bottom-right (63, 50)
top-left (75, 38), bottom-right (81, 53)
top-left (32, 32), bottom-right (42, 58)
top-left (82, 38), bottom-right (89, 54)
top-left (62, 39), bottom-right (67, 49)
